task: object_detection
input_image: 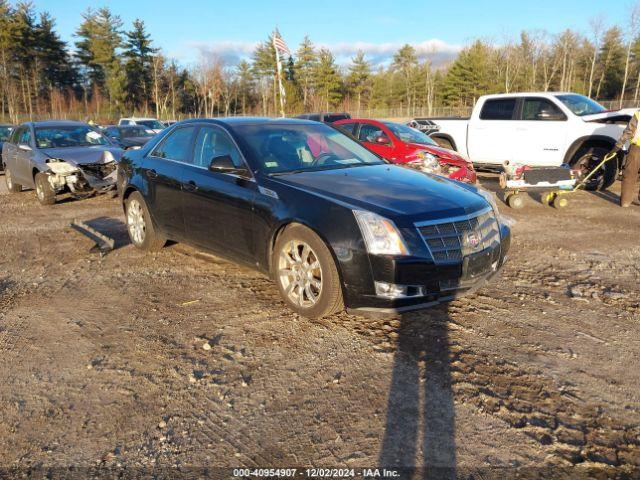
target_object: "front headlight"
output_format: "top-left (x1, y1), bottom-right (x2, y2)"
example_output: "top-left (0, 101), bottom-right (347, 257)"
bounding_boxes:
top-left (353, 210), bottom-right (409, 256)
top-left (46, 159), bottom-right (79, 175)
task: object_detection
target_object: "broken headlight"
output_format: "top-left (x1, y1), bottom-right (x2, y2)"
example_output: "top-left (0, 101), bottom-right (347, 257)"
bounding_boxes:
top-left (407, 151), bottom-right (441, 174)
top-left (46, 159), bottom-right (80, 175)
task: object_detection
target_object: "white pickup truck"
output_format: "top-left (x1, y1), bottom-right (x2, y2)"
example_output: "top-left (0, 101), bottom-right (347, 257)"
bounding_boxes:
top-left (425, 92), bottom-right (633, 190)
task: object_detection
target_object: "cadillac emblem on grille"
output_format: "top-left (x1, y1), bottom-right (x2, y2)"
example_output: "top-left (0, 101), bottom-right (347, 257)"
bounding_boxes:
top-left (463, 231), bottom-right (481, 250)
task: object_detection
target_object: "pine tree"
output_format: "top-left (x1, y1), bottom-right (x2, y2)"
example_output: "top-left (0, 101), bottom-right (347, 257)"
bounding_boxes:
top-left (123, 19), bottom-right (156, 112)
top-left (596, 27), bottom-right (625, 99)
top-left (314, 48), bottom-right (342, 110)
top-left (295, 36), bottom-right (317, 110)
top-left (75, 7), bottom-right (125, 112)
top-left (441, 40), bottom-right (493, 107)
top-left (392, 44), bottom-right (418, 113)
top-left (236, 60), bottom-right (254, 113)
top-left (251, 36), bottom-right (276, 115)
top-left (34, 12), bottom-right (76, 91)
top-left (347, 51), bottom-right (371, 115)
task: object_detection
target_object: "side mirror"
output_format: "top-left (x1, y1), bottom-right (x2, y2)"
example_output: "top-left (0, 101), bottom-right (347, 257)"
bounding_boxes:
top-left (18, 144), bottom-right (32, 151)
top-left (209, 154), bottom-right (248, 175)
top-left (538, 110), bottom-right (564, 121)
top-left (375, 135), bottom-right (391, 145)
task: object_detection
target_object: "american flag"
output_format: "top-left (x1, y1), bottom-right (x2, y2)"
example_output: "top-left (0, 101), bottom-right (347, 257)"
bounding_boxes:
top-left (273, 30), bottom-right (290, 56)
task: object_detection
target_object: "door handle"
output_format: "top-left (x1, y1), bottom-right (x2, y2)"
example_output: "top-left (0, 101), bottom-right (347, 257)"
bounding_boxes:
top-left (146, 169), bottom-right (158, 179)
top-left (183, 180), bottom-right (197, 192)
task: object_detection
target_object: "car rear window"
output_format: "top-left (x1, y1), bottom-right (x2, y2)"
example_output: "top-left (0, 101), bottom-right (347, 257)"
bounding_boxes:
top-left (480, 99), bottom-right (516, 120)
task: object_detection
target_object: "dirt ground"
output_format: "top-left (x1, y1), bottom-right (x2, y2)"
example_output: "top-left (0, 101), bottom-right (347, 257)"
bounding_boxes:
top-left (0, 172), bottom-right (639, 479)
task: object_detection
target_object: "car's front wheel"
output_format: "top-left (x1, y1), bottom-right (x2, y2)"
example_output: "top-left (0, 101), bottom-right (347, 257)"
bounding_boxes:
top-left (35, 172), bottom-right (56, 205)
top-left (274, 224), bottom-right (344, 319)
top-left (4, 167), bottom-right (22, 193)
top-left (125, 191), bottom-right (166, 251)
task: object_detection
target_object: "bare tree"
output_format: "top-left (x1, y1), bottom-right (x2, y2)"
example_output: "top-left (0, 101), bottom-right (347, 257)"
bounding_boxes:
top-left (620, 2), bottom-right (640, 107)
top-left (587, 15), bottom-right (606, 97)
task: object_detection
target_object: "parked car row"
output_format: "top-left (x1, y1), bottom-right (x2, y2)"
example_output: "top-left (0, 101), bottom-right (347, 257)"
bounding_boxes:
top-left (2, 114), bottom-right (512, 318)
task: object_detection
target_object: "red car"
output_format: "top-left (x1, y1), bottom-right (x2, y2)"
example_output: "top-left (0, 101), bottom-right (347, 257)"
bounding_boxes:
top-left (334, 118), bottom-right (476, 183)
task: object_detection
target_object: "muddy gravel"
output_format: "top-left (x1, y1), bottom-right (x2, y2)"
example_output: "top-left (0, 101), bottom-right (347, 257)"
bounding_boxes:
top-left (0, 173), bottom-right (639, 478)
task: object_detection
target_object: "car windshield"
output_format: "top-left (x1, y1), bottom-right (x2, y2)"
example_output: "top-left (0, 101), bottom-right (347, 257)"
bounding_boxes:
top-left (383, 122), bottom-right (437, 145)
top-left (233, 123), bottom-right (386, 174)
top-left (34, 126), bottom-right (110, 148)
top-left (0, 126), bottom-right (13, 141)
top-left (555, 94), bottom-right (607, 116)
top-left (137, 120), bottom-right (164, 129)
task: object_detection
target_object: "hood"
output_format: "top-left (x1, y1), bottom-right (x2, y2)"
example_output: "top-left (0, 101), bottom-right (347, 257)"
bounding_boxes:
top-left (405, 143), bottom-right (467, 164)
top-left (40, 145), bottom-right (124, 165)
top-left (582, 108), bottom-right (636, 122)
top-left (267, 164), bottom-right (487, 225)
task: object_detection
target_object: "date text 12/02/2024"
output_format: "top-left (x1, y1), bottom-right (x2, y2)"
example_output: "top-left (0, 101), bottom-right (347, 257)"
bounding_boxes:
top-left (232, 468), bottom-right (401, 478)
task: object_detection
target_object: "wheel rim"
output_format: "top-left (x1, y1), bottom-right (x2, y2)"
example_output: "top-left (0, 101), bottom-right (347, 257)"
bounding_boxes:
top-left (278, 240), bottom-right (323, 308)
top-left (36, 179), bottom-right (44, 201)
top-left (575, 153), bottom-right (605, 189)
top-left (127, 199), bottom-right (146, 245)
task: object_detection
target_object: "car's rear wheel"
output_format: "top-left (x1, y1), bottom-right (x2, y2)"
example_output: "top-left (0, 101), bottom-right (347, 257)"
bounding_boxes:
top-left (5, 167), bottom-right (22, 193)
top-left (274, 224), bottom-right (344, 318)
top-left (125, 191), bottom-right (166, 251)
top-left (34, 172), bottom-right (56, 205)
top-left (571, 146), bottom-right (617, 191)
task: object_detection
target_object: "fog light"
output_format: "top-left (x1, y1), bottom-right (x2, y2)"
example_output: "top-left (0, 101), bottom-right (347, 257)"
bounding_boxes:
top-left (375, 281), bottom-right (425, 299)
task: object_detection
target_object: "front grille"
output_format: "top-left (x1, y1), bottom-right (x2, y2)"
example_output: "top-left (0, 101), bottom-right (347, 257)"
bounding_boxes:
top-left (417, 209), bottom-right (500, 264)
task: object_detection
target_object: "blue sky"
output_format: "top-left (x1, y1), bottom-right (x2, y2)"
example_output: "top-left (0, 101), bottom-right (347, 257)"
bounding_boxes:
top-left (33, 0), bottom-right (628, 66)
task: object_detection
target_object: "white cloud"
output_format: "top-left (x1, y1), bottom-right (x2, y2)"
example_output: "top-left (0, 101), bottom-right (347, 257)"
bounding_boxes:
top-left (175, 38), bottom-right (461, 68)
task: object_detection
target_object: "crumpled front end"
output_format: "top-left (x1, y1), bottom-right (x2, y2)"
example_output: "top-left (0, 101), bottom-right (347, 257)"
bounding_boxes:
top-left (45, 151), bottom-right (117, 197)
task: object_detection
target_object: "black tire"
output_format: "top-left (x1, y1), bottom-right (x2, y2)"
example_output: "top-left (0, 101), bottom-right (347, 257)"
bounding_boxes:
top-left (34, 172), bottom-right (56, 205)
top-left (571, 146), bottom-right (617, 191)
top-left (124, 191), bottom-right (166, 251)
top-left (506, 193), bottom-right (524, 209)
top-left (433, 136), bottom-right (454, 150)
top-left (273, 224), bottom-right (344, 318)
top-left (4, 166), bottom-right (22, 193)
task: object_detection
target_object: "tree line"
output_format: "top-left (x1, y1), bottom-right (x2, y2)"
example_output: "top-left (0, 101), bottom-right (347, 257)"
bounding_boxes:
top-left (1, 1), bottom-right (640, 123)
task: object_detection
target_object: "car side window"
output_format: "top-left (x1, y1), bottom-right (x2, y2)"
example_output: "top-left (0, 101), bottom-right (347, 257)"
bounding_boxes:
top-left (152, 126), bottom-right (196, 163)
top-left (522, 98), bottom-right (567, 121)
top-left (336, 122), bottom-right (357, 135)
top-left (358, 124), bottom-right (385, 143)
top-left (10, 127), bottom-right (24, 144)
top-left (192, 126), bottom-right (243, 169)
top-left (479, 99), bottom-right (517, 120)
top-left (19, 128), bottom-right (31, 145)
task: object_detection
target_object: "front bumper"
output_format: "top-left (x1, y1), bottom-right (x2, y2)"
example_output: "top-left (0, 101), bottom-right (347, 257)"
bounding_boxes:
top-left (344, 223), bottom-right (510, 313)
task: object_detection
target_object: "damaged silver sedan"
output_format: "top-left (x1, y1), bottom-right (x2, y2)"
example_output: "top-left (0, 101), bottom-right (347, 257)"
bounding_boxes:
top-left (1, 121), bottom-right (122, 205)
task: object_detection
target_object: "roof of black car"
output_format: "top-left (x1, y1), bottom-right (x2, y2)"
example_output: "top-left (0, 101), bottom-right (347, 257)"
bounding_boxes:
top-left (179, 117), bottom-right (318, 126)
top-left (23, 120), bottom-right (89, 127)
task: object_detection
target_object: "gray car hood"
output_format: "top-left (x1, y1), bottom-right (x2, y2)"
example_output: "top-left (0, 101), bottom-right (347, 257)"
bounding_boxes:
top-left (40, 146), bottom-right (123, 165)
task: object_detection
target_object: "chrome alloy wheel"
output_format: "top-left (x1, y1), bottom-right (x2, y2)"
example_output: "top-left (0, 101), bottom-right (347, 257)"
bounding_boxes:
top-left (35, 178), bottom-right (44, 201)
top-left (278, 240), bottom-right (323, 308)
top-left (127, 198), bottom-right (146, 245)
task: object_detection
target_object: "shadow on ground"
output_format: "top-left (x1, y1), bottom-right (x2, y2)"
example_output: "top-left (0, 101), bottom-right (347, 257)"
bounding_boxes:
top-left (379, 306), bottom-right (456, 479)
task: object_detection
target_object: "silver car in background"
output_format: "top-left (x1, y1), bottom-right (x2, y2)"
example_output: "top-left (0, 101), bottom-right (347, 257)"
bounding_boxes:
top-left (1, 121), bottom-right (122, 205)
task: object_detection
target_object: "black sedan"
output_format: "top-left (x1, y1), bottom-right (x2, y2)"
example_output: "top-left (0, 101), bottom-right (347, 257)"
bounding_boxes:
top-left (103, 125), bottom-right (155, 149)
top-left (118, 118), bottom-right (510, 318)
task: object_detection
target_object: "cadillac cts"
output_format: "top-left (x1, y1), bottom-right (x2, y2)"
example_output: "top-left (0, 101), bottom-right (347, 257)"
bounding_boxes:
top-left (118, 118), bottom-right (511, 318)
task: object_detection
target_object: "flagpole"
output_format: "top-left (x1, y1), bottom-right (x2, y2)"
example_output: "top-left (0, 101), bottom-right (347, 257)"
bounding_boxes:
top-left (273, 30), bottom-right (286, 118)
